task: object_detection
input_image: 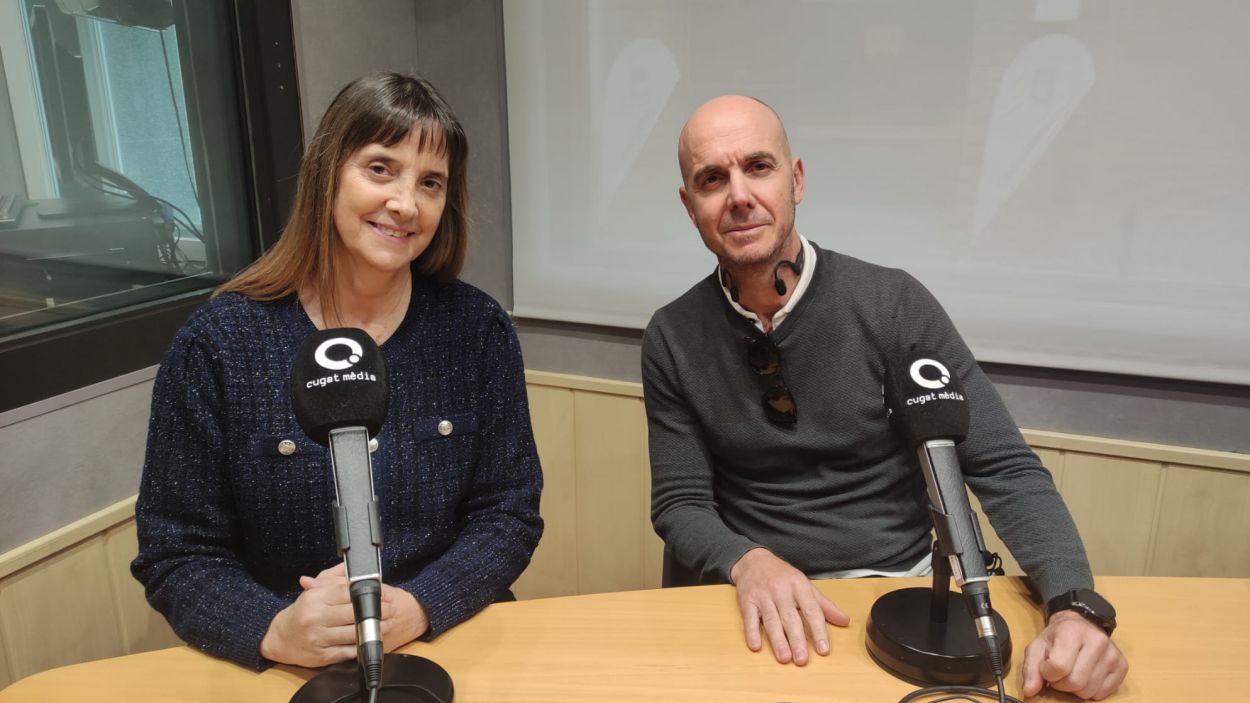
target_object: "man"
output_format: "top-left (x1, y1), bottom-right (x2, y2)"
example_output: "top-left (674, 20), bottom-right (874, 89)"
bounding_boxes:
top-left (642, 95), bottom-right (1128, 700)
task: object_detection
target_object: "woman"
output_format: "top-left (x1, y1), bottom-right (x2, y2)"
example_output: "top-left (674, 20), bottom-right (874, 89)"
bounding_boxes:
top-left (132, 73), bottom-right (543, 670)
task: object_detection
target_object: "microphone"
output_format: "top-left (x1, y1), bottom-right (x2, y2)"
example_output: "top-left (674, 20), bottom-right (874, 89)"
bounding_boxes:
top-left (290, 328), bottom-right (388, 695)
top-left (882, 348), bottom-right (1005, 679)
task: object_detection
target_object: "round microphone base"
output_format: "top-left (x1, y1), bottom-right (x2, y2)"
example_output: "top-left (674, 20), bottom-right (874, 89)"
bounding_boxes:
top-left (866, 587), bottom-right (1012, 687)
top-left (290, 653), bottom-right (454, 703)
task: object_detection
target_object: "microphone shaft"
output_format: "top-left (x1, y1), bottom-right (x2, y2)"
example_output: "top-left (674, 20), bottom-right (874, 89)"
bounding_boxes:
top-left (918, 439), bottom-right (1004, 675)
top-left (327, 426), bottom-right (384, 690)
top-left (328, 427), bottom-right (383, 580)
top-left (916, 439), bottom-right (989, 587)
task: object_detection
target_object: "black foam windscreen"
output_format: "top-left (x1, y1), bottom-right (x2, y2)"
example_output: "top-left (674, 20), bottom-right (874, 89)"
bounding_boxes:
top-left (289, 328), bottom-right (389, 446)
top-left (883, 347), bottom-right (969, 446)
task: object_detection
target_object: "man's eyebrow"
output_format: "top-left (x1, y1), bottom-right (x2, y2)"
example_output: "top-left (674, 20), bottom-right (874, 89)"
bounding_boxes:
top-left (690, 151), bottom-right (780, 182)
top-left (690, 164), bottom-right (722, 183)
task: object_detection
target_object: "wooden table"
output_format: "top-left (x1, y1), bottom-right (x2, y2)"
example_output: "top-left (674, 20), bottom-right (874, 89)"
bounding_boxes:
top-left (1, 576), bottom-right (1246, 702)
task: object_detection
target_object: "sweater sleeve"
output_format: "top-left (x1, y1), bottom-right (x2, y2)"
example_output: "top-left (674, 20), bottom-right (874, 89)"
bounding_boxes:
top-left (643, 317), bottom-right (762, 583)
top-left (397, 309), bottom-right (544, 637)
top-left (893, 274), bottom-right (1094, 602)
top-left (130, 324), bottom-right (288, 670)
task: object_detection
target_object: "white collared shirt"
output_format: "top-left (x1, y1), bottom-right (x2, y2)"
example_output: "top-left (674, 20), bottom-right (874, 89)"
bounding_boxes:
top-left (718, 235), bottom-right (817, 333)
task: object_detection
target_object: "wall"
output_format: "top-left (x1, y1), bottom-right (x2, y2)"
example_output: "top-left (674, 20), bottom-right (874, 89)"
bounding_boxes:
top-left (0, 372), bottom-right (153, 554)
top-left (290, 0), bottom-right (421, 139)
top-left (0, 500), bottom-right (181, 689)
top-left (409, 2), bottom-right (1250, 454)
top-left (411, 0), bottom-right (512, 307)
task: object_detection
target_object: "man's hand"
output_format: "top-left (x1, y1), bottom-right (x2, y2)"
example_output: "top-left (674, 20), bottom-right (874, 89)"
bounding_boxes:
top-left (1020, 610), bottom-right (1128, 700)
top-left (260, 563), bottom-right (431, 666)
top-left (729, 548), bottom-right (851, 665)
top-left (260, 563), bottom-right (356, 667)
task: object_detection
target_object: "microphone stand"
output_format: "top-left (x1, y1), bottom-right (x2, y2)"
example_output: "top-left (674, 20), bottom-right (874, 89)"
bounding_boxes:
top-left (865, 541), bottom-right (1013, 686)
top-left (290, 652), bottom-right (455, 703)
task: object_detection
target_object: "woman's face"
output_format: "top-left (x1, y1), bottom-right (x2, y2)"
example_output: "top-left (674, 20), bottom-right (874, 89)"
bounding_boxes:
top-left (332, 129), bottom-right (449, 281)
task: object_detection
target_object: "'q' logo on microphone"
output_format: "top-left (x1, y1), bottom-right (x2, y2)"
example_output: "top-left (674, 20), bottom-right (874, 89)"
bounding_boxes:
top-left (909, 358), bottom-right (951, 390)
top-left (314, 337), bottom-right (364, 371)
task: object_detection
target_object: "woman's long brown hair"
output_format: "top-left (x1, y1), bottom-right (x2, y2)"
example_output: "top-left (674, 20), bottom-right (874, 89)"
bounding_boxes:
top-left (216, 73), bottom-right (469, 326)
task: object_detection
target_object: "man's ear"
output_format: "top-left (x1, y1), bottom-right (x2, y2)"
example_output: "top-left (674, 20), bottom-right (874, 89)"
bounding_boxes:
top-left (679, 186), bottom-right (696, 224)
top-left (792, 158), bottom-right (805, 205)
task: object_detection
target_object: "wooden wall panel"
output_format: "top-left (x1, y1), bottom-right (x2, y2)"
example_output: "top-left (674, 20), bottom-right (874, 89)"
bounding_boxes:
top-left (513, 386), bottom-right (578, 600)
top-left (1035, 448), bottom-right (1066, 491)
top-left (1150, 467), bottom-right (1250, 577)
top-left (573, 392), bottom-right (647, 595)
top-left (1061, 454), bottom-right (1163, 576)
top-left (0, 632), bottom-right (12, 691)
top-left (102, 520), bottom-right (181, 654)
top-left (640, 428), bottom-right (664, 590)
top-left (0, 537), bottom-right (124, 681)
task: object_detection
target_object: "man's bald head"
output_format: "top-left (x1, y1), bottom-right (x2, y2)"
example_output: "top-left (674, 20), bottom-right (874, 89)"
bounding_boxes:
top-left (675, 94), bottom-right (805, 274)
top-left (677, 95), bottom-right (792, 184)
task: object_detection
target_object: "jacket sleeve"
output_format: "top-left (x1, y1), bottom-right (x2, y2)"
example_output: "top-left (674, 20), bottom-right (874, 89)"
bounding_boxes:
top-left (643, 317), bottom-right (762, 584)
top-left (892, 274), bottom-right (1094, 602)
top-left (396, 309), bottom-right (544, 637)
top-left (131, 325), bottom-right (288, 670)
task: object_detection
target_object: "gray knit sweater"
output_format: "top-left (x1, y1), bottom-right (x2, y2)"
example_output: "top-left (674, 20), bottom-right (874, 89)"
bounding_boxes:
top-left (642, 243), bottom-right (1092, 602)
top-left (132, 275), bottom-right (543, 669)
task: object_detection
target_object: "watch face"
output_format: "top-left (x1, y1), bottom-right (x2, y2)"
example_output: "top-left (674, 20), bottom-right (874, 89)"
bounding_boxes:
top-left (1059, 588), bottom-right (1116, 635)
top-left (1074, 589), bottom-right (1116, 620)
top-left (1049, 589), bottom-right (1116, 626)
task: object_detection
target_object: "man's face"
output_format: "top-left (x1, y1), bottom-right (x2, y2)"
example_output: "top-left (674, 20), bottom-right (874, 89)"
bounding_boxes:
top-left (678, 97), bottom-right (804, 270)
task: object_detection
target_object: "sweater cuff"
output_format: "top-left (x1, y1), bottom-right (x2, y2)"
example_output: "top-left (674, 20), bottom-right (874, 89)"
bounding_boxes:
top-left (708, 536), bottom-right (765, 584)
top-left (402, 572), bottom-right (470, 639)
top-left (1030, 570), bottom-right (1095, 606)
top-left (199, 592), bottom-right (287, 671)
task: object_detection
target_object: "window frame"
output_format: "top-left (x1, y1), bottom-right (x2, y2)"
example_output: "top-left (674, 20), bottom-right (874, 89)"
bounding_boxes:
top-left (0, 0), bottom-right (302, 413)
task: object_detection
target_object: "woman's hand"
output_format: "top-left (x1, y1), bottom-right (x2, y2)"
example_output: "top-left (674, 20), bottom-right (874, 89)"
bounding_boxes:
top-left (381, 583), bottom-right (429, 651)
top-left (260, 563), bottom-right (356, 667)
top-left (260, 563), bottom-right (431, 666)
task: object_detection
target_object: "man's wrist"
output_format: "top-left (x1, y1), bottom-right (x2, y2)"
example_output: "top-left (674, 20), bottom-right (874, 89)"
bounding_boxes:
top-left (1046, 587), bottom-right (1117, 636)
top-left (1047, 609), bottom-right (1089, 627)
top-left (729, 547), bottom-right (770, 585)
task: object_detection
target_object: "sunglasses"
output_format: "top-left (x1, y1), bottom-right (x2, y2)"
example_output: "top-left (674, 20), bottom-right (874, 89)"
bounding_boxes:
top-left (745, 335), bottom-right (797, 427)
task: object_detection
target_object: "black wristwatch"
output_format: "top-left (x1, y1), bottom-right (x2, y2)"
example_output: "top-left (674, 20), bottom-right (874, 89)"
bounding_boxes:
top-left (1046, 588), bottom-right (1117, 636)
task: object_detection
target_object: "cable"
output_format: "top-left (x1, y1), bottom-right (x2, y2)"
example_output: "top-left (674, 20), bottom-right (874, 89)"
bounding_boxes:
top-left (897, 681), bottom-right (1023, 703)
top-left (75, 170), bottom-right (206, 275)
top-left (158, 27), bottom-right (201, 204)
top-left (984, 551), bottom-right (1005, 576)
top-left (84, 162), bottom-right (205, 242)
top-left (322, 681), bottom-right (450, 703)
top-left (76, 161), bottom-right (212, 275)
